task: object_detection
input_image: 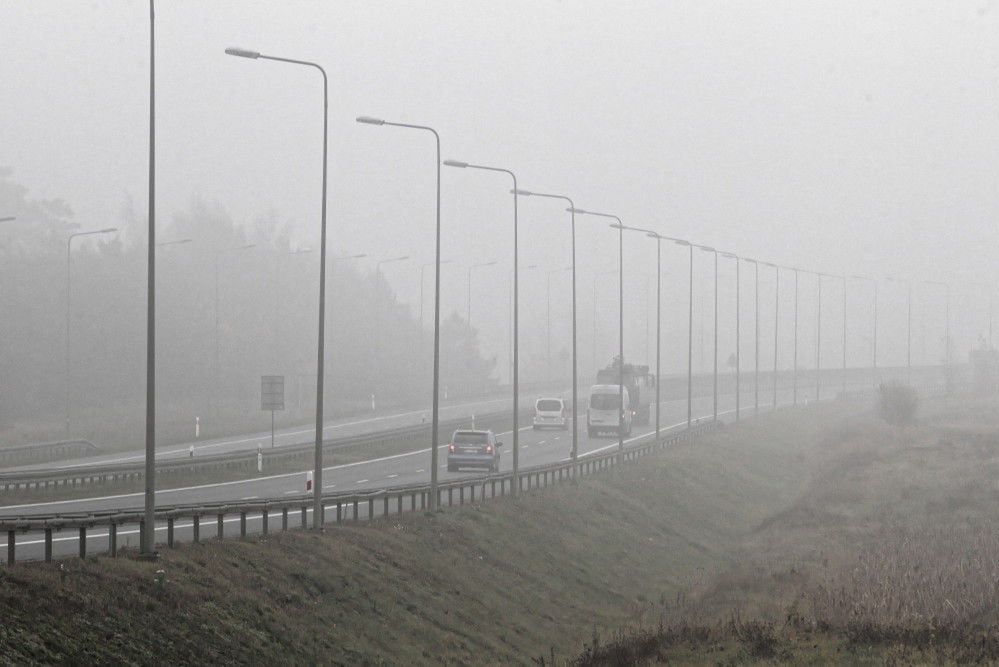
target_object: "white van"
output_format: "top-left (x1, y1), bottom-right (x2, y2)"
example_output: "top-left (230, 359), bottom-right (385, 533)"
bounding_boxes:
top-left (533, 397), bottom-right (568, 430)
top-left (587, 384), bottom-right (632, 437)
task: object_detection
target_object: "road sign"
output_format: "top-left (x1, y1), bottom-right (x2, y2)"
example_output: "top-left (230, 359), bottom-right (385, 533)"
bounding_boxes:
top-left (261, 376), bottom-right (285, 450)
top-left (261, 375), bottom-right (285, 411)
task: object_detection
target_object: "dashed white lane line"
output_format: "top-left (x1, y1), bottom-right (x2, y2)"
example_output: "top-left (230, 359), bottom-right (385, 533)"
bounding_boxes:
top-left (240, 496), bottom-right (258, 500)
top-left (416, 469), bottom-right (424, 473)
top-left (356, 479), bottom-right (369, 484)
top-left (283, 490), bottom-right (299, 495)
top-left (387, 474), bottom-right (399, 479)
top-left (538, 441), bottom-right (546, 445)
top-left (323, 484), bottom-right (336, 490)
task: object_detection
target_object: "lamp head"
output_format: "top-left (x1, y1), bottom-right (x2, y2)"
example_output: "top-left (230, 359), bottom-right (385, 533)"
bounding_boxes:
top-left (225, 47), bottom-right (260, 59)
top-left (442, 160), bottom-right (468, 168)
top-left (356, 116), bottom-right (385, 126)
top-left (673, 239), bottom-right (690, 247)
top-left (510, 188), bottom-right (533, 196)
top-left (566, 207), bottom-right (587, 214)
top-left (100, 227), bottom-right (118, 234)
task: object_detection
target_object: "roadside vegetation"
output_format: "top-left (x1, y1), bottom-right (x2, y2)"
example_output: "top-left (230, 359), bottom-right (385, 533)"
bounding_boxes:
top-left (2, 391), bottom-right (998, 664)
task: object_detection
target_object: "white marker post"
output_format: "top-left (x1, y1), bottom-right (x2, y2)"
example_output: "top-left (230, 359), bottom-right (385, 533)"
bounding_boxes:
top-left (195, 416), bottom-right (200, 439)
top-left (257, 444), bottom-right (263, 473)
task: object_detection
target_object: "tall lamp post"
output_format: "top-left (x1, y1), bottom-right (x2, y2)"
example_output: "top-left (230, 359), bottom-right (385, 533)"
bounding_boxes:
top-left (697, 245), bottom-right (719, 421)
top-left (743, 257), bottom-right (760, 415)
top-left (445, 159), bottom-right (525, 491)
top-left (969, 282), bottom-right (993, 350)
top-left (214, 243), bottom-right (256, 416)
top-left (885, 276), bottom-right (912, 384)
top-left (610, 224), bottom-right (665, 441)
top-left (467, 260), bottom-right (498, 328)
top-left (512, 190), bottom-right (579, 467)
top-left (66, 228), bottom-right (118, 435)
top-left (142, 0), bottom-right (156, 557)
top-left (721, 252), bottom-right (741, 419)
top-left (357, 115), bottom-right (444, 510)
top-left (420, 259), bottom-right (454, 335)
top-left (812, 271), bottom-right (823, 402)
top-left (924, 280), bottom-right (951, 389)
top-left (669, 238), bottom-right (695, 427)
top-left (545, 266), bottom-right (572, 382)
top-left (0, 217), bottom-right (15, 223)
top-left (591, 269), bottom-right (617, 372)
top-left (839, 274), bottom-right (847, 396)
top-left (570, 210), bottom-right (625, 453)
top-left (851, 275), bottom-right (878, 386)
top-left (764, 262), bottom-right (780, 409)
top-left (227, 47), bottom-right (331, 530)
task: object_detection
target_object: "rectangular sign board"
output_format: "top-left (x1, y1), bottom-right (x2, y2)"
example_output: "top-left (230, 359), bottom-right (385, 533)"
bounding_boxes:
top-left (261, 375), bottom-right (285, 411)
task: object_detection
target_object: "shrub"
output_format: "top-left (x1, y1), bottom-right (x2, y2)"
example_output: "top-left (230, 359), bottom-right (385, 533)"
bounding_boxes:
top-left (877, 383), bottom-right (919, 429)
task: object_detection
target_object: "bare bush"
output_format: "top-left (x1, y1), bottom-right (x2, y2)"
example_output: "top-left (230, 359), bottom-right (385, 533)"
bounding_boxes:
top-left (878, 383), bottom-right (919, 429)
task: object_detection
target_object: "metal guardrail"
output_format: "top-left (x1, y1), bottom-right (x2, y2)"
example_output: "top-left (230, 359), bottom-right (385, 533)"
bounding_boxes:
top-left (0, 422), bottom-right (717, 564)
top-left (0, 408), bottom-right (532, 494)
top-left (0, 439), bottom-right (98, 466)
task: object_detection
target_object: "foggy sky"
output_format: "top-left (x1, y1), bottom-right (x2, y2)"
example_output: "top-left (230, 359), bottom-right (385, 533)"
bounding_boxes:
top-left (2, 0), bottom-right (997, 379)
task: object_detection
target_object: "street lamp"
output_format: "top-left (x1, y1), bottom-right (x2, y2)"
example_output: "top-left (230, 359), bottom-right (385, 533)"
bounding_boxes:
top-left (885, 276), bottom-right (912, 384)
top-left (214, 243), bottom-right (256, 418)
top-left (763, 262), bottom-right (780, 410)
top-left (611, 224), bottom-right (665, 442)
top-left (228, 46), bottom-right (331, 530)
top-left (721, 252), bottom-right (741, 420)
top-left (571, 208), bottom-right (625, 453)
top-left (357, 115), bottom-right (444, 510)
top-left (156, 238), bottom-right (192, 247)
top-left (512, 189), bottom-right (580, 467)
top-left (697, 245), bottom-right (719, 421)
top-left (743, 258), bottom-right (760, 415)
top-left (65, 228), bottom-right (118, 435)
top-left (666, 238), bottom-right (695, 427)
top-left (545, 266), bottom-right (572, 382)
top-left (851, 275), bottom-right (878, 386)
top-left (467, 260), bottom-right (498, 328)
top-left (445, 158), bottom-right (526, 490)
top-left (591, 269), bottom-right (617, 373)
top-left (0, 217), bottom-right (16, 223)
top-left (924, 279), bottom-right (951, 388)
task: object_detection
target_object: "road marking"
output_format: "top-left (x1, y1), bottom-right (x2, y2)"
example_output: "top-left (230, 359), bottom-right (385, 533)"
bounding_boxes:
top-left (323, 484), bottom-right (336, 489)
top-left (416, 469), bottom-right (424, 473)
top-left (538, 441), bottom-right (546, 445)
top-left (387, 474), bottom-right (398, 479)
top-left (356, 479), bottom-right (369, 484)
top-left (240, 496), bottom-right (258, 500)
top-left (283, 490), bottom-right (299, 495)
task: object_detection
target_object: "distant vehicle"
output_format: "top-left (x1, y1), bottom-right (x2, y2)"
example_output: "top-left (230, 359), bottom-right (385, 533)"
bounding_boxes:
top-left (447, 429), bottom-right (502, 472)
top-left (595, 358), bottom-right (653, 426)
top-left (533, 397), bottom-right (568, 430)
top-left (587, 384), bottom-right (632, 437)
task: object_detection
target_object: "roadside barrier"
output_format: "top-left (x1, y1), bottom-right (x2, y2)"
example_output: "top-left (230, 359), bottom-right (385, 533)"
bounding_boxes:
top-left (0, 422), bottom-right (716, 564)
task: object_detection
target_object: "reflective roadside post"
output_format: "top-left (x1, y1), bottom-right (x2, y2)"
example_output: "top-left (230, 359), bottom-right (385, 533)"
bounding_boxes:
top-left (227, 46), bottom-right (331, 529)
top-left (357, 116), bottom-right (444, 510)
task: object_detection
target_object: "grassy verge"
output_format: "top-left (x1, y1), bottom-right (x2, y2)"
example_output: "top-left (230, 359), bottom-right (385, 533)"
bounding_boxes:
top-left (2, 392), bottom-right (994, 664)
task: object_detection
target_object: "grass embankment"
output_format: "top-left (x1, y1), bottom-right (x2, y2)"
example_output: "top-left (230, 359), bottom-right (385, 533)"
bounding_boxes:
top-left (578, 393), bottom-right (999, 665)
top-left (2, 394), bottom-right (996, 664)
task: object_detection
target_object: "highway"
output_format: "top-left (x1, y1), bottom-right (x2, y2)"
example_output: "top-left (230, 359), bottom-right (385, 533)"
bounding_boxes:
top-left (0, 381), bottom-right (880, 561)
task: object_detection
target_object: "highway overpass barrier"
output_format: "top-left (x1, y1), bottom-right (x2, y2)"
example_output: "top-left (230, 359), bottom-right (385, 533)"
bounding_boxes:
top-left (0, 408), bottom-right (532, 495)
top-left (0, 421), bottom-right (717, 564)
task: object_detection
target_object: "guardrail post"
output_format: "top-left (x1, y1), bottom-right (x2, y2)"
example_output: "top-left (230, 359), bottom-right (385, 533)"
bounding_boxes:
top-left (44, 528), bottom-right (52, 562)
top-left (167, 517), bottom-right (175, 548)
top-left (411, 492), bottom-right (416, 511)
top-left (281, 508), bottom-right (288, 531)
top-left (301, 506), bottom-right (307, 529)
top-left (382, 496), bottom-right (388, 518)
top-left (239, 512), bottom-right (247, 538)
top-left (353, 499), bottom-right (359, 521)
top-left (368, 498), bottom-right (374, 522)
top-left (459, 486), bottom-right (464, 505)
top-left (470, 485), bottom-right (476, 502)
top-left (397, 494), bottom-right (403, 515)
top-left (7, 530), bottom-right (14, 565)
top-left (217, 514), bottom-right (224, 540)
top-left (262, 509), bottom-right (269, 536)
top-left (448, 488), bottom-right (453, 506)
top-left (336, 502), bottom-right (342, 524)
top-left (192, 516), bottom-right (200, 544)
top-left (79, 526), bottom-right (86, 559)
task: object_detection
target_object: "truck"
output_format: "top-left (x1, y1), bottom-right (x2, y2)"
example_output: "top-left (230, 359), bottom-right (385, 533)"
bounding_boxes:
top-left (594, 357), bottom-right (653, 427)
